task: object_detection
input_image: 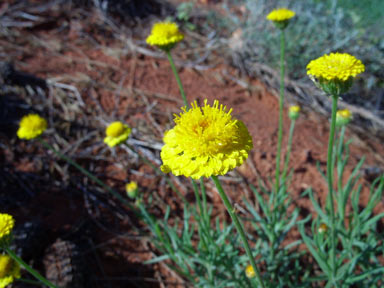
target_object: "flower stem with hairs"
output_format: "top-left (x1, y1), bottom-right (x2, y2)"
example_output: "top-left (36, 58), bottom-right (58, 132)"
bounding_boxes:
top-left (211, 176), bottom-right (265, 288)
top-left (281, 118), bottom-right (296, 183)
top-left (327, 95), bottom-right (339, 283)
top-left (166, 51), bottom-right (189, 109)
top-left (275, 29), bottom-right (285, 194)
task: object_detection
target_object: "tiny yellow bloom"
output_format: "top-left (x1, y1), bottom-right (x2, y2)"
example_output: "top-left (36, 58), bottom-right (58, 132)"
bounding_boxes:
top-left (0, 214), bottom-right (14, 240)
top-left (17, 114), bottom-right (47, 140)
top-left (0, 254), bottom-right (21, 288)
top-left (307, 53), bottom-right (364, 95)
top-left (318, 223), bottom-right (328, 234)
top-left (146, 22), bottom-right (184, 51)
top-left (104, 121), bottom-right (131, 148)
top-left (267, 8), bottom-right (295, 28)
top-left (336, 109), bottom-right (352, 126)
top-left (126, 181), bottom-right (138, 199)
top-left (161, 100), bottom-right (253, 179)
top-left (288, 105), bottom-right (301, 120)
top-left (245, 264), bottom-right (256, 278)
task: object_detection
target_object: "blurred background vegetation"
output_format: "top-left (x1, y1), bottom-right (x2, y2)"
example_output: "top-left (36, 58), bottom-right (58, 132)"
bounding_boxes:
top-left (213, 0), bottom-right (384, 112)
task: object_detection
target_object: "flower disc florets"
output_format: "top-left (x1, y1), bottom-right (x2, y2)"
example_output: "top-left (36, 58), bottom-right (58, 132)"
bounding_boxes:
top-left (146, 22), bottom-right (184, 51)
top-left (336, 109), bottom-right (352, 126)
top-left (0, 254), bottom-right (20, 287)
top-left (161, 100), bottom-right (253, 179)
top-left (0, 214), bottom-right (14, 241)
top-left (17, 114), bottom-right (47, 140)
top-left (104, 121), bottom-right (131, 148)
top-left (266, 8), bottom-right (295, 29)
top-left (307, 53), bottom-right (365, 95)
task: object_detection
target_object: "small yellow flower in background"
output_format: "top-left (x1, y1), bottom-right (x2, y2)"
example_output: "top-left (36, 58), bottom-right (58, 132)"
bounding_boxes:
top-left (104, 121), bottom-right (131, 148)
top-left (146, 21), bottom-right (184, 51)
top-left (0, 254), bottom-right (21, 288)
top-left (266, 8), bottom-right (295, 29)
top-left (288, 105), bottom-right (301, 120)
top-left (307, 53), bottom-right (365, 95)
top-left (0, 214), bottom-right (14, 240)
top-left (336, 109), bottom-right (352, 126)
top-left (161, 100), bottom-right (253, 179)
top-left (245, 264), bottom-right (256, 278)
top-left (17, 114), bottom-right (47, 140)
top-left (318, 223), bottom-right (328, 234)
top-left (126, 181), bottom-right (139, 199)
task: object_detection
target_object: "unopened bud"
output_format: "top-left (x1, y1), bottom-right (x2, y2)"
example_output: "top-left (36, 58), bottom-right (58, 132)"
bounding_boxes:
top-left (126, 181), bottom-right (139, 199)
top-left (318, 223), bottom-right (328, 233)
top-left (336, 109), bottom-right (352, 126)
top-left (245, 264), bottom-right (256, 278)
top-left (288, 105), bottom-right (301, 120)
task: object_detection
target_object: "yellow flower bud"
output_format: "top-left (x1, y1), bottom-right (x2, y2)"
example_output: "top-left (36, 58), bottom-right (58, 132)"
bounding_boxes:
top-left (245, 264), bottom-right (256, 278)
top-left (336, 109), bottom-right (352, 126)
top-left (288, 105), bottom-right (301, 120)
top-left (126, 181), bottom-right (139, 199)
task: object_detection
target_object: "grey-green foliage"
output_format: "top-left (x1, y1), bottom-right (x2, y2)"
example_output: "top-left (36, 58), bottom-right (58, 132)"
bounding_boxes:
top-left (300, 126), bottom-right (384, 287)
top-left (222, 0), bottom-right (383, 106)
top-left (139, 179), bottom-right (310, 287)
top-left (139, 202), bottom-right (252, 287)
top-left (243, 179), bottom-right (311, 287)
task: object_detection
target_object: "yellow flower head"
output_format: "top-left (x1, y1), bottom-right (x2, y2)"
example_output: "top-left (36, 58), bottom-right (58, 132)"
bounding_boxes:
top-left (126, 181), bottom-right (138, 199)
top-left (336, 109), bottom-right (352, 126)
top-left (146, 22), bottom-right (184, 51)
top-left (104, 121), bottom-right (131, 148)
top-left (0, 254), bottom-right (21, 288)
top-left (161, 100), bottom-right (253, 179)
top-left (17, 114), bottom-right (47, 140)
top-left (288, 105), bottom-right (301, 120)
top-left (307, 53), bottom-right (364, 95)
top-left (0, 214), bottom-right (14, 240)
top-left (267, 8), bottom-right (295, 28)
top-left (245, 264), bottom-right (256, 278)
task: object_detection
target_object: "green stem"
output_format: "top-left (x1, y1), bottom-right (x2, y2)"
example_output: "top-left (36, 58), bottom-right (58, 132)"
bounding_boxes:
top-left (192, 179), bottom-right (203, 218)
top-left (123, 143), bottom-right (188, 207)
top-left (275, 29), bottom-right (285, 194)
top-left (166, 51), bottom-right (189, 109)
top-left (281, 119), bottom-right (296, 183)
top-left (327, 95), bottom-right (339, 284)
top-left (5, 248), bottom-right (57, 288)
top-left (337, 126), bottom-right (346, 228)
top-left (211, 176), bottom-right (265, 288)
top-left (200, 178), bottom-right (209, 226)
top-left (39, 139), bottom-right (137, 213)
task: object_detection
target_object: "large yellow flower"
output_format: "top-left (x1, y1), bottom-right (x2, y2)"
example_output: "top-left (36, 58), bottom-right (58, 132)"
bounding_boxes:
top-left (17, 114), bottom-right (47, 140)
top-left (104, 121), bottom-right (131, 148)
top-left (0, 214), bottom-right (14, 240)
top-left (161, 100), bottom-right (253, 179)
top-left (307, 53), bottom-right (364, 81)
top-left (266, 8), bottom-right (295, 22)
top-left (146, 22), bottom-right (184, 50)
top-left (0, 254), bottom-right (21, 288)
top-left (307, 53), bottom-right (364, 95)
